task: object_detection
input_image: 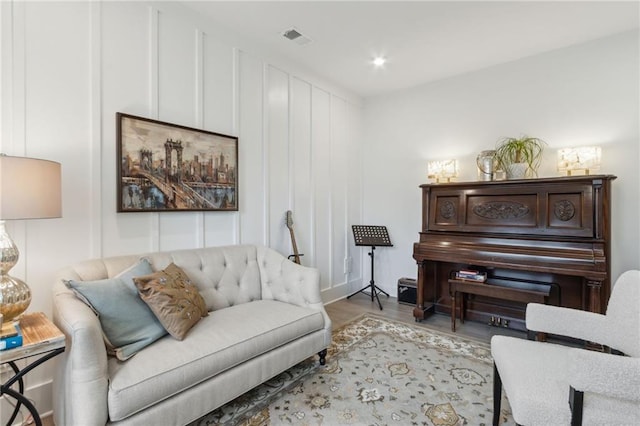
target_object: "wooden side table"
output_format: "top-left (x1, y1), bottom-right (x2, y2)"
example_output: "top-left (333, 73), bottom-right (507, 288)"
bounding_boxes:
top-left (1, 312), bottom-right (65, 426)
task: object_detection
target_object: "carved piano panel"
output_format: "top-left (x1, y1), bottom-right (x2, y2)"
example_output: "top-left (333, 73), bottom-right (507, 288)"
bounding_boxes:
top-left (413, 175), bottom-right (615, 331)
top-left (427, 180), bottom-right (595, 237)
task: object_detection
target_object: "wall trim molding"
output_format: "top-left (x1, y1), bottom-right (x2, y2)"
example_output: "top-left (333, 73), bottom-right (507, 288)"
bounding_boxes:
top-left (90, 0), bottom-right (103, 259)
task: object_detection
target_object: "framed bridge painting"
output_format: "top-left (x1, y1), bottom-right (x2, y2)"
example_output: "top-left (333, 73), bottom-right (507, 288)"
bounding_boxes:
top-left (116, 113), bottom-right (238, 212)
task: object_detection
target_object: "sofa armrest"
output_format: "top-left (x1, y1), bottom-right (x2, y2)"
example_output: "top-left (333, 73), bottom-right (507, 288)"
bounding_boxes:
top-left (52, 278), bottom-right (109, 426)
top-left (258, 247), bottom-right (323, 306)
top-left (526, 303), bottom-right (609, 344)
top-left (257, 247), bottom-right (332, 346)
top-left (568, 349), bottom-right (640, 402)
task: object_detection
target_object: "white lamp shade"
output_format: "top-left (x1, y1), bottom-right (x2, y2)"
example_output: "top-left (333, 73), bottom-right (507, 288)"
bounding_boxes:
top-left (428, 159), bottom-right (458, 181)
top-left (557, 146), bottom-right (601, 175)
top-left (0, 155), bottom-right (62, 220)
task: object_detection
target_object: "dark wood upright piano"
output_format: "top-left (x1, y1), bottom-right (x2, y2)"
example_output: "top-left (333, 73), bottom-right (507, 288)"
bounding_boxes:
top-left (412, 175), bottom-right (616, 330)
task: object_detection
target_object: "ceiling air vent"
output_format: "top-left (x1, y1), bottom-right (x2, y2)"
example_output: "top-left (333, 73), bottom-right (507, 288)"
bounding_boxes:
top-left (282, 27), bottom-right (312, 46)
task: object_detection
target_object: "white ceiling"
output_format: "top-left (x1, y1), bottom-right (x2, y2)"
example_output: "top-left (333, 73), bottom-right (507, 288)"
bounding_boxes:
top-left (181, 1), bottom-right (640, 98)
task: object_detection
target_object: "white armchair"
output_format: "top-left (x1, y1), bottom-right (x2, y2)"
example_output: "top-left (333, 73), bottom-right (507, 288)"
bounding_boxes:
top-left (491, 270), bottom-right (640, 425)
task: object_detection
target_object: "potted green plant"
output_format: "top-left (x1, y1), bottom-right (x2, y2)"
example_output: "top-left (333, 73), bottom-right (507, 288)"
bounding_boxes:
top-left (494, 136), bottom-right (546, 179)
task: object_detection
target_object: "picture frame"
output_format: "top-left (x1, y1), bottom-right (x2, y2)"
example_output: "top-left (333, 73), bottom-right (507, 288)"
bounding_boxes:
top-left (116, 113), bottom-right (238, 212)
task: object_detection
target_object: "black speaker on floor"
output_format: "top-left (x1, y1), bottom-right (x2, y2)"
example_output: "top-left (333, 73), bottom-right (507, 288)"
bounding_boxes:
top-left (397, 277), bottom-right (417, 306)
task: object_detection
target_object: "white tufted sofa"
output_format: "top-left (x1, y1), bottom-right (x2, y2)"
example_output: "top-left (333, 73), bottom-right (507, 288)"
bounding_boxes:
top-left (52, 245), bottom-right (332, 426)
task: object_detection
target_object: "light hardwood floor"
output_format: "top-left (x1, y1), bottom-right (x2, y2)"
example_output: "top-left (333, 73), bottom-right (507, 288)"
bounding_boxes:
top-left (326, 293), bottom-right (523, 343)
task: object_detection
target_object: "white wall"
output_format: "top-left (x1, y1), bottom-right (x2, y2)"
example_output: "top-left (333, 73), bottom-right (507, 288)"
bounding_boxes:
top-left (2, 0), bottom-right (637, 420)
top-left (0, 0), bottom-right (363, 420)
top-left (362, 30), bottom-right (640, 297)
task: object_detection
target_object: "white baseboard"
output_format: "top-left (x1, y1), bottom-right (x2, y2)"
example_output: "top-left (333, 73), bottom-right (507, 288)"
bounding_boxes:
top-left (321, 278), bottom-right (365, 304)
top-left (0, 379), bottom-right (53, 425)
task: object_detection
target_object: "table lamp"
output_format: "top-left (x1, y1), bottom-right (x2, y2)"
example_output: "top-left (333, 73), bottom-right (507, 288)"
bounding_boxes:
top-left (427, 159), bottom-right (458, 183)
top-left (557, 146), bottom-right (601, 176)
top-left (0, 155), bottom-right (62, 322)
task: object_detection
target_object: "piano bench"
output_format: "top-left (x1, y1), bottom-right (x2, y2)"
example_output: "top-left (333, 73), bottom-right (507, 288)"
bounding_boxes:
top-left (448, 278), bottom-right (550, 332)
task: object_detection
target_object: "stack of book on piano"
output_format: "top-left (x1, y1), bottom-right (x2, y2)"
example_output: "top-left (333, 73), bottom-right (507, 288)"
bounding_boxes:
top-left (455, 269), bottom-right (488, 283)
top-left (0, 322), bottom-right (23, 351)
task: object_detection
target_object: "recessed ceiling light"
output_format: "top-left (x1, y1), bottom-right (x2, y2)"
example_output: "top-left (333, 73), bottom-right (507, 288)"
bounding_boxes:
top-left (372, 57), bottom-right (386, 67)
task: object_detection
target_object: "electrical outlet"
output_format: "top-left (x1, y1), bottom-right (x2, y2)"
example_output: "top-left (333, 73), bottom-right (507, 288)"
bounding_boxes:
top-left (343, 257), bottom-right (352, 274)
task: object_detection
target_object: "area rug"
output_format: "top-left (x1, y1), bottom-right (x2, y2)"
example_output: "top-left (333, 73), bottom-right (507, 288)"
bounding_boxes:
top-left (192, 314), bottom-right (514, 425)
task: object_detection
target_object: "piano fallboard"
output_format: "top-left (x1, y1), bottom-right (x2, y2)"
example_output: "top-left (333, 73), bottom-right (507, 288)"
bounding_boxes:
top-left (414, 234), bottom-right (606, 280)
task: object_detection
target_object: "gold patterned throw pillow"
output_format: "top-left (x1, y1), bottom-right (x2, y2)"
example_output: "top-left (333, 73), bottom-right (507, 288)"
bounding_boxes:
top-left (134, 263), bottom-right (208, 340)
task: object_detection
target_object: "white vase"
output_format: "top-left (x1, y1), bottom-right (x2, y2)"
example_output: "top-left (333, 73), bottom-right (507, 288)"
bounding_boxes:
top-left (506, 163), bottom-right (528, 179)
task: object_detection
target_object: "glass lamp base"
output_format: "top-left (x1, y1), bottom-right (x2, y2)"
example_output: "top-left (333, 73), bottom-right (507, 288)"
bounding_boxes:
top-left (0, 274), bottom-right (31, 322)
top-left (0, 221), bottom-right (30, 322)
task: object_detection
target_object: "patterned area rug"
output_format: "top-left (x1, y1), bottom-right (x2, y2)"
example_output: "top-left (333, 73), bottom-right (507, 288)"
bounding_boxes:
top-left (192, 314), bottom-right (514, 425)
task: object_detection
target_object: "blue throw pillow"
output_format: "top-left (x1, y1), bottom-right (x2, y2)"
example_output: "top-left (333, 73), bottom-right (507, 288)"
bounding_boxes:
top-left (65, 258), bottom-right (167, 361)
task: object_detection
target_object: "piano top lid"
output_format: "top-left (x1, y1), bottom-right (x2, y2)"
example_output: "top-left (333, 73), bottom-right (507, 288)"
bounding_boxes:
top-left (420, 174), bottom-right (616, 189)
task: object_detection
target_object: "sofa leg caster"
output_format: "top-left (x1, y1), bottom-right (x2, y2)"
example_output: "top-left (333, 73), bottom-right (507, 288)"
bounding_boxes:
top-left (318, 349), bottom-right (327, 365)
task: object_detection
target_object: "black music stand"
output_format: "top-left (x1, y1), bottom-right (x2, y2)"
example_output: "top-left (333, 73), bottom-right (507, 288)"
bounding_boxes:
top-left (347, 225), bottom-right (392, 310)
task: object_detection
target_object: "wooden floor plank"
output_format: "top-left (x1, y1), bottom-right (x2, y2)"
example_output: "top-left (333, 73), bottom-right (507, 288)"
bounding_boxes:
top-left (326, 294), bottom-right (523, 343)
